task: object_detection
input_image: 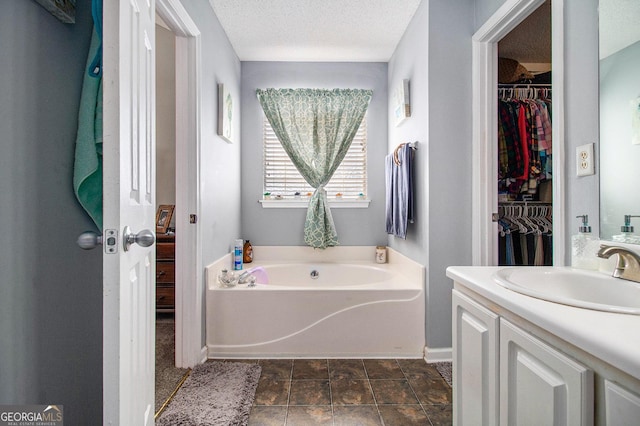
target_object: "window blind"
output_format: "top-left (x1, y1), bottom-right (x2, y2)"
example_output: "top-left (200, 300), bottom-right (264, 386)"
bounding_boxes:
top-left (263, 117), bottom-right (368, 199)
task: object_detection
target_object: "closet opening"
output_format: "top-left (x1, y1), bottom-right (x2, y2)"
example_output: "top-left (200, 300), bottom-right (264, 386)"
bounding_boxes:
top-left (496, 0), bottom-right (552, 266)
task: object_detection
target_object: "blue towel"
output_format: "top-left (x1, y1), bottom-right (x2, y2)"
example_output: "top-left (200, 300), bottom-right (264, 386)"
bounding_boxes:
top-left (385, 144), bottom-right (414, 238)
top-left (73, 28), bottom-right (103, 230)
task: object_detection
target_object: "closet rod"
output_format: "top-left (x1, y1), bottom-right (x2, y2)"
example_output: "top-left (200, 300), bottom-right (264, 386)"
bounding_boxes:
top-left (498, 201), bottom-right (552, 206)
top-left (498, 83), bottom-right (552, 88)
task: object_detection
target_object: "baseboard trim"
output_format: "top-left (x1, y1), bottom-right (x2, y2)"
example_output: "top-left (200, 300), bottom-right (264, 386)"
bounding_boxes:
top-left (424, 346), bottom-right (452, 363)
top-left (200, 346), bottom-right (208, 364)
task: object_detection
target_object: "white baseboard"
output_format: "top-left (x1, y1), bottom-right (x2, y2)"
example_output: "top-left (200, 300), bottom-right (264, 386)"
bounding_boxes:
top-left (424, 346), bottom-right (452, 363)
top-left (200, 346), bottom-right (208, 364)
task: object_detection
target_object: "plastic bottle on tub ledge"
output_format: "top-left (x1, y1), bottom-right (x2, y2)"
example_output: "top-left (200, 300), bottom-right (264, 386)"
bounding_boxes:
top-left (233, 239), bottom-right (243, 270)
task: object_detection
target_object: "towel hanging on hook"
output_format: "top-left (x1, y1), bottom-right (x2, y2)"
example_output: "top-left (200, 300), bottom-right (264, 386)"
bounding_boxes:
top-left (393, 141), bottom-right (418, 165)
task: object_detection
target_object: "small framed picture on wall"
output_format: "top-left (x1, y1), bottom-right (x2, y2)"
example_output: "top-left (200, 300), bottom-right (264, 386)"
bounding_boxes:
top-left (218, 83), bottom-right (234, 143)
top-left (156, 205), bottom-right (175, 234)
top-left (392, 79), bottom-right (411, 127)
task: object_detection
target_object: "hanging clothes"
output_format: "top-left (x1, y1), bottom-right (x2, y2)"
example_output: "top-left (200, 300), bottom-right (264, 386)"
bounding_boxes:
top-left (498, 87), bottom-right (552, 201)
top-left (497, 203), bottom-right (553, 266)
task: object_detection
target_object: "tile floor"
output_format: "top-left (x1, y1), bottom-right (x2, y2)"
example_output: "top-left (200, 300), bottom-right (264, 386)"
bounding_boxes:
top-left (244, 358), bottom-right (452, 426)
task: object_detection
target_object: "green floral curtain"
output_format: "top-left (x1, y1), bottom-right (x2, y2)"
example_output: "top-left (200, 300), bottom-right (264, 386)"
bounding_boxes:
top-left (256, 88), bottom-right (373, 249)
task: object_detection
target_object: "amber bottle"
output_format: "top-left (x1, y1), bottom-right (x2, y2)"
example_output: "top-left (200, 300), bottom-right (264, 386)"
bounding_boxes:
top-left (243, 240), bottom-right (253, 263)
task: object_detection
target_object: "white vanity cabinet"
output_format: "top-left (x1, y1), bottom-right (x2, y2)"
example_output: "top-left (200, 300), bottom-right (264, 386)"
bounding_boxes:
top-left (448, 266), bottom-right (640, 426)
top-left (452, 290), bottom-right (499, 425)
top-left (499, 318), bottom-right (593, 425)
top-left (453, 289), bottom-right (593, 426)
top-left (603, 380), bottom-right (640, 425)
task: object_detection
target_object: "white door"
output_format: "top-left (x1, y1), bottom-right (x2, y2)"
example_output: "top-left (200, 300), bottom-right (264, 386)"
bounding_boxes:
top-left (103, 0), bottom-right (156, 424)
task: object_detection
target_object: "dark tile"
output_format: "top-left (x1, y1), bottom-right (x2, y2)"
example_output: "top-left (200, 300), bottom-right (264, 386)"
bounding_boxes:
top-left (424, 404), bottom-right (453, 425)
top-left (370, 379), bottom-right (419, 404)
top-left (333, 405), bottom-right (383, 426)
top-left (248, 405), bottom-right (287, 426)
top-left (292, 359), bottom-right (329, 379)
top-left (409, 378), bottom-right (453, 405)
top-left (364, 359), bottom-right (405, 379)
top-left (254, 378), bottom-right (290, 406)
top-left (397, 359), bottom-right (442, 380)
top-left (331, 379), bottom-right (375, 405)
top-left (259, 359), bottom-right (293, 379)
top-left (289, 380), bottom-right (331, 405)
top-left (329, 359), bottom-right (367, 379)
top-left (285, 406), bottom-right (333, 425)
top-left (378, 405), bottom-right (429, 426)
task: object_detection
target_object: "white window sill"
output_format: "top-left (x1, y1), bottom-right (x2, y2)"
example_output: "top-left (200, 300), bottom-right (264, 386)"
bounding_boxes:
top-left (259, 199), bottom-right (371, 209)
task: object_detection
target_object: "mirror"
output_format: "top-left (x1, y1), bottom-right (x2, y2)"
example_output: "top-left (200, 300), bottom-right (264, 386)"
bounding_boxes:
top-left (599, 0), bottom-right (640, 243)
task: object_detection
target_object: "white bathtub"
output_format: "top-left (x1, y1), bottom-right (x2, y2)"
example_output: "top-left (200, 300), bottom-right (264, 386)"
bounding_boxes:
top-left (205, 246), bottom-right (425, 358)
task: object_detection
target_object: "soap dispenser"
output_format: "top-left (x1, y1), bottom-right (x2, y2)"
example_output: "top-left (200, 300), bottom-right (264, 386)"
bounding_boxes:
top-left (612, 215), bottom-right (640, 244)
top-left (571, 215), bottom-right (599, 270)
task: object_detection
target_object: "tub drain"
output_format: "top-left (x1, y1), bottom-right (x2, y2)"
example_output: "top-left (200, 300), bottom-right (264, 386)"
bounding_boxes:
top-left (310, 270), bottom-right (319, 279)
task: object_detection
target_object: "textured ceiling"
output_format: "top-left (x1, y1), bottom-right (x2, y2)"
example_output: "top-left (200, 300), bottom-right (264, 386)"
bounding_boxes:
top-left (599, 0), bottom-right (640, 59)
top-left (498, 0), bottom-right (551, 67)
top-left (208, 0), bottom-right (422, 62)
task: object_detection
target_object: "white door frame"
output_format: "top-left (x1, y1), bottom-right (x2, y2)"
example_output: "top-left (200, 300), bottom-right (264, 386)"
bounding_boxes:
top-left (156, 0), bottom-right (203, 368)
top-left (471, 0), bottom-right (565, 266)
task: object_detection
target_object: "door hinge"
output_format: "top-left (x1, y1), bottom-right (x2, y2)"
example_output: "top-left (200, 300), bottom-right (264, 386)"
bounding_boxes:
top-left (189, 214), bottom-right (198, 224)
top-left (491, 213), bottom-right (500, 222)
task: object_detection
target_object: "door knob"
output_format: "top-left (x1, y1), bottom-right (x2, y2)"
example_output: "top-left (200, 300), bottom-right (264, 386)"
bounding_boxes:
top-left (123, 226), bottom-right (156, 251)
top-left (77, 231), bottom-right (103, 250)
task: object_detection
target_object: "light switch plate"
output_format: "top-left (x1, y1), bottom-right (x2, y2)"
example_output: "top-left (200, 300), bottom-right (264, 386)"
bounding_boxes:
top-left (576, 143), bottom-right (595, 176)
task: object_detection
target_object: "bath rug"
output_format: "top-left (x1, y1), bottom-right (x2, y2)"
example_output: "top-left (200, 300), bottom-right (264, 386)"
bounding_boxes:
top-left (155, 321), bottom-right (190, 414)
top-left (156, 361), bottom-right (261, 426)
top-left (435, 361), bottom-right (452, 387)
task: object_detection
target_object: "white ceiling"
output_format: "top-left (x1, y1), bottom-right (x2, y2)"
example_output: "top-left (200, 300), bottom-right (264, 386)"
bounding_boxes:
top-left (208, 0), bottom-right (422, 62)
top-left (599, 0), bottom-right (640, 59)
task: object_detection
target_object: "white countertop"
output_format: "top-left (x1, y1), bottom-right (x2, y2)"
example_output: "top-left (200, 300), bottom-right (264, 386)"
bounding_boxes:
top-left (446, 266), bottom-right (640, 381)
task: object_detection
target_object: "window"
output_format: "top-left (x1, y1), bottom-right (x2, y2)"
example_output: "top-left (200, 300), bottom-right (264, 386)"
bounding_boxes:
top-left (263, 116), bottom-right (368, 200)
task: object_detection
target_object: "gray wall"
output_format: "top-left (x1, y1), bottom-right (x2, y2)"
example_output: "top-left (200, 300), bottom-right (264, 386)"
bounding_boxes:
top-left (180, 1), bottom-right (242, 261)
top-left (388, 0), bottom-right (474, 350)
top-left (179, 0), bottom-right (242, 347)
top-left (563, 0), bottom-right (600, 255)
top-left (0, 0), bottom-right (102, 422)
top-left (240, 62), bottom-right (389, 246)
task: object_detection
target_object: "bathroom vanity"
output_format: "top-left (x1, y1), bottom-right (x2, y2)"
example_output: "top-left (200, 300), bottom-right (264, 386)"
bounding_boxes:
top-left (447, 266), bottom-right (640, 426)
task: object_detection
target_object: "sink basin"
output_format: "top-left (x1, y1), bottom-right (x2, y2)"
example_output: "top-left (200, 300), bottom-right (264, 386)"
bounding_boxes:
top-left (493, 267), bottom-right (640, 315)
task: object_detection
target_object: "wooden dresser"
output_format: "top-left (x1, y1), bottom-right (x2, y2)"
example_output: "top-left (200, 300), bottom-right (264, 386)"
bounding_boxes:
top-left (156, 233), bottom-right (175, 312)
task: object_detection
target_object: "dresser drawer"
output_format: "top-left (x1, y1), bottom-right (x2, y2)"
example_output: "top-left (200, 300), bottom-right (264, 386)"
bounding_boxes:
top-left (157, 242), bottom-right (175, 260)
top-left (156, 262), bottom-right (175, 283)
top-left (156, 286), bottom-right (175, 308)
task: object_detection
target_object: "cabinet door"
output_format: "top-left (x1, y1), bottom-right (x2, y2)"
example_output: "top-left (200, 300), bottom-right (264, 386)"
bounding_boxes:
top-left (604, 380), bottom-right (640, 425)
top-left (500, 319), bottom-right (593, 426)
top-left (452, 289), bottom-right (500, 426)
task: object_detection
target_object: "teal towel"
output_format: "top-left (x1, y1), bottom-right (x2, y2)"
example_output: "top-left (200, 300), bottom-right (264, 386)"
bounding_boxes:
top-left (73, 28), bottom-right (103, 231)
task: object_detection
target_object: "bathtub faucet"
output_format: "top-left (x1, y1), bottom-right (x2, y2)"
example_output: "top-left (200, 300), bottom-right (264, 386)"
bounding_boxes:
top-left (237, 266), bottom-right (268, 285)
top-left (237, 270), bottom-right (255, 284)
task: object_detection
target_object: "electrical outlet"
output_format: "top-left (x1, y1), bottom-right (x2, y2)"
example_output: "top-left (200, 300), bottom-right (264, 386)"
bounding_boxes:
top-left (576, 143), bottom-right (595, 176)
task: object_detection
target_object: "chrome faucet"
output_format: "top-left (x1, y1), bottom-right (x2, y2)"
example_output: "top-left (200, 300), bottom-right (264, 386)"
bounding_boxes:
top-left (597, 245), bottom-right (640, 283)
top-left (237, 270), bottom-right (256, 284)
